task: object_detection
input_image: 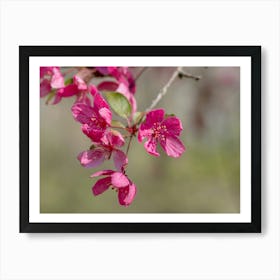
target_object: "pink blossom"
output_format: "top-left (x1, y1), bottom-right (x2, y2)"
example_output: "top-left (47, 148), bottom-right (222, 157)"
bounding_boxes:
top-left (40, 67), bottom-right (94, 105)
top-left (40, 79), bottom-right (51, 97)
top-left (40, 67), bottom-right (65, 104)
top-left (56, 75), bottom-right (92, 105)
top-left (78, 130), bottom-right (128, 171)
top-left (138, 109), bottom-right (186, 158)
top-left (40, 67), bottom-right (64, 89)
top-left (95, 67), bottom-right (116, 76)
top-left (91, 170), bottom-right (137, 206)
top-left (40, 67), bottom-right (56, 78)
top-left (114, 67), bottom-right (136, 94)
top-left (50, 67), bottom-right (65, 89)
top-left (104, 67), bottom-right (136, 94)
top-left (71, 92), bottom-right (112, 142)
top-left (96, 67), bottom-right (137, 114)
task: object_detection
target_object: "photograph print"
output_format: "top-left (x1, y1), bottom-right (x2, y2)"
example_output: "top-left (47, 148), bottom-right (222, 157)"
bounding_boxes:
top-left (20, 46), bottom-right (261, 232)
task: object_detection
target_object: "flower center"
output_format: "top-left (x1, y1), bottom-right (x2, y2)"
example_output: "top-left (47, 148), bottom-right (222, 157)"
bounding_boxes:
top-left (90, 116), bottom-right (102, 128)
top-left (152, 122), bottom-right (167, 140)
top-left (91, 116), bottom-right (97, 123)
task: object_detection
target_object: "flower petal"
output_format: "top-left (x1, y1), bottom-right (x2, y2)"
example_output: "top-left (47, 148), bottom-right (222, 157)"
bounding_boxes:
top-left (77, 149), bottom-right (107, 168)
top-left (138, 109), bottom-right (165, 142)
top-left (116, 82), bottom-right (130, 97)
top-left (107, 67), bottom-right (119, 78)
top-left (95, 67), bottom-right (110, 76)
top-left (108, 130), bottom-right (125, 147)
top-left (90, 170), bottom-right (115, 177)
top-left (74, 75), bottom-right (88, 91)
top-left (40, 79), bottom-right (51, 97)
top-left (111, 172), bottom-right (129, 188)
top-left (138, 126), bottom-right (152, 142)
top-left (71, 103), bottom-right (95, 124)
top-left (126, 70), bottom-right (136, 94)
top-left (112, 150), bottom-right (128, 171)
top-left (51, 94), bottom-right (62, 105)
top-left (117, 68), bottom-right (136, 94)
top-left (113, 82), bottom-right (137, 113)
top-left (160, 135), bottom-right (185, 158)
top-left (129, 95), bottom-right (137, 114)
top-left (81, 124), bottom-right (105, 143)
top-left (144, 138), bottom-right (160, 157)
top-left (40, 67), bottom-right (53, 78)
top-left (118, 182), bottom-right (137, 206)
top-left (162, 117), bottom-right (183, 136)
top-left (57, 84), bottom-right (78, 97)
top-left (76, 93), bottom-right (91, 105)
top-left (89, 84), bottom-right (98, 97)
top-left (92, 177), bottom-right (111, 196)
top-left (50, 68), bottom-right (64, 89)
top-left (94, 92), bottom-right (110, 110)
top-left (145, 109), bottom-right (165, 126)
top-left (98, 107), bottom-right (112, 125)
top-left (97, 81), bottom-right (119, 92)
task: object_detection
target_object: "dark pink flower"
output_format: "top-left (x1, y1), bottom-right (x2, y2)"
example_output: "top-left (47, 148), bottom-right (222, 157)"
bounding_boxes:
top-left (40, 79), bottom-right (51, 97)
top-left (78, 130), bottom-right (128, 171)
top-left (138, 109), bottom-right (185, 158)
top-left (91, 170), bottom-right (137, 206)
top-left (56, 75), bottom-right (92, 105)
top-left (40, 67), bottom-right (94, 105)
top-left (40, 67), bottom-right (64, 89)
top-left (50, 67), bottom-right (65, 88)
top-left (40, 67), bottom-right (65, 104)
top-left (116, 67), bottom-right (136, 94)
top-left (95, 67), bottom-right (116, 76)
top-left (40, 67), bottom-right (56, 78)
top-left (71, 92), bottom-right (112, 142)
top-left (97, 67), bottom-right (137, 114)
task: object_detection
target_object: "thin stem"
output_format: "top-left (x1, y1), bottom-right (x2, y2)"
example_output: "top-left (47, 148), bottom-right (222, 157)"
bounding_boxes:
top-left (126, 135), bottom-right (133, 155)
top-left (145, 67), bottom-right (183, 112)
top-left (123, 134), bottom-right (131, 138)
top-left (135, 67), bottom-right (148, 81)
top-left (110, 126), bottom-right (126, 130)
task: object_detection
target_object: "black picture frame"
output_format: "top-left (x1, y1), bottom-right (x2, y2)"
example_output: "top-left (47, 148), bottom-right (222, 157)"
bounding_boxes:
top-left (20, 46), bottom-right (261, 233)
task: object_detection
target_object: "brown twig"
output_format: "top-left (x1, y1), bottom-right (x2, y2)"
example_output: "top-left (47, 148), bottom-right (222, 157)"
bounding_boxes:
top-left (178, 70), bottom-right (201, 81)
top-left (145, 67), bottom-right (183, 111)
top-left (145, 67), bottom-right (202, 112)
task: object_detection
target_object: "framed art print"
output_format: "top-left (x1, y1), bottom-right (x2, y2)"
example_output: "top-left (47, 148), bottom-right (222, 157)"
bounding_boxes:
top-left (19, 46), bottom-right (261, 233)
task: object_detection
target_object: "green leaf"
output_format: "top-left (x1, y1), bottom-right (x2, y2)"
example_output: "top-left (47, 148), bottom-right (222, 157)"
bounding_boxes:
top-left (45, 90), bottom-right (56, 105)
top-left (111, 120), bottom-right (126, 128)
top-left (64, 78), bottom-right (73, 86)
top-left (105, 92), bottom-right (131, 119)
top-left (165, 113), bottom-right (176, 118)
top-left (133, 111), bottom-right (144, 125)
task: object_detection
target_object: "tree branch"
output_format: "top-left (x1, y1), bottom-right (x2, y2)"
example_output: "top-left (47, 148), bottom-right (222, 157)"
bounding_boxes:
top-left (145, 67), bottom-right (201, 112)
top-left (178, 70), bottom-right (201, 81)
top-left (145, 67), bottom-right (183, 112)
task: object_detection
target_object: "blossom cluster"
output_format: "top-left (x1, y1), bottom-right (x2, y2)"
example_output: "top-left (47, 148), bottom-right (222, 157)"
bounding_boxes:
top-left (40, 66), bottom-right (186, 206)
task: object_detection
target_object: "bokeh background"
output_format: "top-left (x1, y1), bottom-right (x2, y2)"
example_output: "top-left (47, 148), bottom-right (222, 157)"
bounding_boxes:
top-left (40, 67), bottom-right (240, 213)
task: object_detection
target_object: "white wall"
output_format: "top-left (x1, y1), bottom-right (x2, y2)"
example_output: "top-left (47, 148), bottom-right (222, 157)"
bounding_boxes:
top-left (0, 0), bottom-right (279, 279)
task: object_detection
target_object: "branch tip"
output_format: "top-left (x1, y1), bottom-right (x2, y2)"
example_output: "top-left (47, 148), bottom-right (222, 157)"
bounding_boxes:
top-left (178, 71), bottom-right (201, 81)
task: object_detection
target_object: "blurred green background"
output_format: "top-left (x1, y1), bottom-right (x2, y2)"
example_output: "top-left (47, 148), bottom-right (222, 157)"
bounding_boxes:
top-left (40, 67), bottom-right (240, 213)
